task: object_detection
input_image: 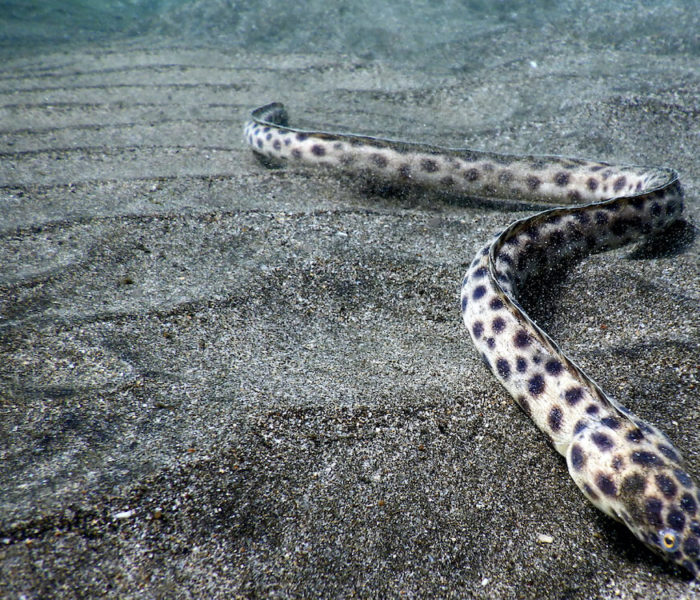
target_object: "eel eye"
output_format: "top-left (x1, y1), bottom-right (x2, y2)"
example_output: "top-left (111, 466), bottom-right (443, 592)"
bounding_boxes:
top-left (660, 529), bottom-right (680, 552)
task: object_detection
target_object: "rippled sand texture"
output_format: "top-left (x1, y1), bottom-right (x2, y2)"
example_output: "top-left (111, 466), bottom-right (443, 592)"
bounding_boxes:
top-left (1, 5), bottom-right (699, 597)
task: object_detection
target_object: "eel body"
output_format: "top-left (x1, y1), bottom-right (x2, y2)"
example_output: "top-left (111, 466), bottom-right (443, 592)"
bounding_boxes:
top-left (244, 102), bottom-right (699, 577)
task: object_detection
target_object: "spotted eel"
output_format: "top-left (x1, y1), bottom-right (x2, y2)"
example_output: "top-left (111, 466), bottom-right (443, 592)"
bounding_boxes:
top-left (244, 102), bottom-right (699, 577)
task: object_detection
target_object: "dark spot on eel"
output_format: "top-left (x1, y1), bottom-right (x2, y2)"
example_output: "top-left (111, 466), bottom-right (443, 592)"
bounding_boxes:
top-left (548, 406), bottom-right (563, 431)
top-left (554, 172), bottom-right (570, 186)
top-left (570, 444), bottom-right (585, 470)
top-left (596, 474), bottom-right (617, 496)
top-left (421, 158), bottom-right (439, 173)
top-left (528, 374), bottom-right (545, 396)
top-left (496, 358), bottom-right (511, 379)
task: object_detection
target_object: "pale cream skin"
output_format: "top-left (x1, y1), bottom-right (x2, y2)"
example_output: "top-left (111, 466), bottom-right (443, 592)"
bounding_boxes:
top-left (244, 103), bottom-right (698, 577)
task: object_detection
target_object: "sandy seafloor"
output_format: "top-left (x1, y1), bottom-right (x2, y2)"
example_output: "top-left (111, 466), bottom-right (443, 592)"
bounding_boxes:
top-left (0, 2), bottom-right (699, 598)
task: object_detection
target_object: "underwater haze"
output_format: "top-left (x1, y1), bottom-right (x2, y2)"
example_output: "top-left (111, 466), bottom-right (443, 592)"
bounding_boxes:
top-left (2, 0), bottom-right (698, 67)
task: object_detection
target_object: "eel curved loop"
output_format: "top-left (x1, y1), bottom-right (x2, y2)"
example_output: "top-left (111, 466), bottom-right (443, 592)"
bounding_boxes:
top-left (244, 102), bottom-right (698, 577)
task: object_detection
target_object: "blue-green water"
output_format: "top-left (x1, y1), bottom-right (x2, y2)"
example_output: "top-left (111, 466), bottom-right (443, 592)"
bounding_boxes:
top-left (2, 0), bottom-right (698, 66)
